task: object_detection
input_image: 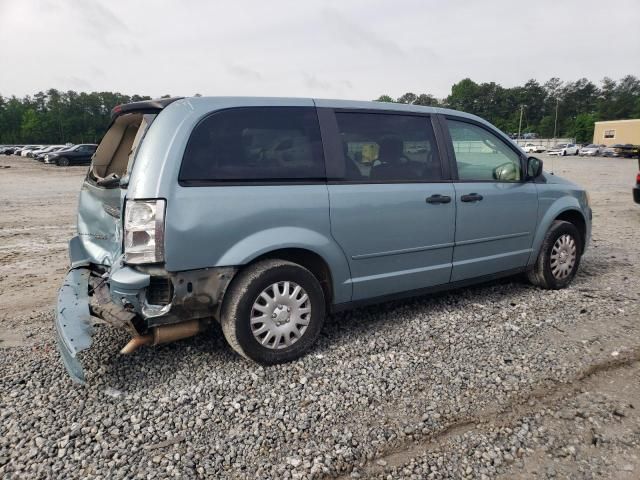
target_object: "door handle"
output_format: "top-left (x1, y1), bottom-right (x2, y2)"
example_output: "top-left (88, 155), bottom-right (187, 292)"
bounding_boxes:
top-left (426, 194), bottom-right (452, 204)
top-left (460, 193), bottom-right (483, 202)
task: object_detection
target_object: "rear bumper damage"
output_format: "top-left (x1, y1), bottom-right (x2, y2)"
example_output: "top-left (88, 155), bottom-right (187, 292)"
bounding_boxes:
top-left (55, 237), bottom-right (237, 383)
top-left (55, 268), bottom-right (93, 384)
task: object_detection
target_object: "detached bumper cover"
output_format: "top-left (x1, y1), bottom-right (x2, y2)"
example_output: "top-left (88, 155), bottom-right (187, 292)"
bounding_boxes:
top-left (55, 268), bottom-right (94, 384)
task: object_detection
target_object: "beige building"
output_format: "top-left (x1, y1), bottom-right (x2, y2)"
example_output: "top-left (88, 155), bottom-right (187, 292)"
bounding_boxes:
top-left (593, 119), bottom-right (640, 146)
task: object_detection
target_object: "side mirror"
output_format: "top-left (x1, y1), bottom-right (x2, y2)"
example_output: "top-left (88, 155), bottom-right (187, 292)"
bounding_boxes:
top-left (526, 156), bottom-right (543, 179)
top-left (493, 162), bottom-right (519, 181)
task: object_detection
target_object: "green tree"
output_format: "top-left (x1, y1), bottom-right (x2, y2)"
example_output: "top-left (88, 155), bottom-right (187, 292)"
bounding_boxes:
top-left (374, 94), bottom-right (395, 103)
top-left (414, 94), bottom-right (439, 106)
top-left (396, 92), bottom-right (417, 104)
top-left (571, 113), bottom-right (596, 143)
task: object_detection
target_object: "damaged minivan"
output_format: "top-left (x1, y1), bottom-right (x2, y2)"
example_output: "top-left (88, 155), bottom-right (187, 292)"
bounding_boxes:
top-left (57, 97), bottom-right (592, 383)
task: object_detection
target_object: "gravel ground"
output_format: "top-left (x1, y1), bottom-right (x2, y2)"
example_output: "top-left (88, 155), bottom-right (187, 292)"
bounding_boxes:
top-left (1, 154), bottom-right (639, 479)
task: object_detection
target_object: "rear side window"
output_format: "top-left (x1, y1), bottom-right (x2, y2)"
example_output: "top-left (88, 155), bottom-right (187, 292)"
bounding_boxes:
top-left (335, 112), bottom-right (441, 182)
top-left (180, 107), bottom-right (325, 183)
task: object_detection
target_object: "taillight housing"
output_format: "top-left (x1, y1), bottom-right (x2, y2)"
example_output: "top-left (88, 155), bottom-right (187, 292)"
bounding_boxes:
top-left (636, 172), bottom-right (640, 184)
top-left (124, 199), bottom-right (166, 264)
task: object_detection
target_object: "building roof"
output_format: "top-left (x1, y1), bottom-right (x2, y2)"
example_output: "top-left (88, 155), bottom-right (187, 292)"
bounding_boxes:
top-left (594, 118), bottom-right (640, 125)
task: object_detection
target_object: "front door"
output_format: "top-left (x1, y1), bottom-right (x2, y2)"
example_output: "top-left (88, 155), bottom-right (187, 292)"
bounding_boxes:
top-left (325, 110), bottom-right (456, 300)
top-left (445, 118), bottom-right (538, 282)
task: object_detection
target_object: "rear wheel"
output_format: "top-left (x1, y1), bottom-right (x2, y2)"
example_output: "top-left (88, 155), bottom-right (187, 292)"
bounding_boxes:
top-left (527, 220), bottom-right (582, 289)
top-left (221, 259), bottom-right (325, 365)
top-left (57, 157), bottom-right (70, 167)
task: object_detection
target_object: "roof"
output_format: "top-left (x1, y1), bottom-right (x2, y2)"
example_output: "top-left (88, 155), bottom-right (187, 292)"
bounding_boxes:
top-left (594, 118), bottom-right (640, 124)
top-left (112, 95), bottom-right (487, 124)
top-left (173, 96), bottom-right (488, 125)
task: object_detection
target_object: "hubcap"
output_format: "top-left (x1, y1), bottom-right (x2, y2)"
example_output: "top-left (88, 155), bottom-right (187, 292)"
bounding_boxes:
top-left (550, 234), bottom-right (577, 280)
top-left (250, 281), bottom-right (311, 349)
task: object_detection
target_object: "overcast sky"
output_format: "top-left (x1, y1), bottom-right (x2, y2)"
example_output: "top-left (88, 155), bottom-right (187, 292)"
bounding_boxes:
top-left (1, 0), bottom-right (638, 100)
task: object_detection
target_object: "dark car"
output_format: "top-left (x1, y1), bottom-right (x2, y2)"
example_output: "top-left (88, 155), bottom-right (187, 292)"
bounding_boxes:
top-left (45, 144), bottom-right (98, 166)
top-left (612, 144), bottom-right (640, 159)
top-left (2, 146), bottom-right (20, 155)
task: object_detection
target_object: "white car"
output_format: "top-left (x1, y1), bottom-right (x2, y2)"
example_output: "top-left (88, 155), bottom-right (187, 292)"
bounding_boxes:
top-left (579, 144), bottom-right (604, 156)
top-left (522, 143), bottom-right (546, 153)
top-left (547, 143), bottom-right (579, 156)
top-left (20, 146), bottom-right (44, 157)
top-left (30, 145), bottom-right (62, 157)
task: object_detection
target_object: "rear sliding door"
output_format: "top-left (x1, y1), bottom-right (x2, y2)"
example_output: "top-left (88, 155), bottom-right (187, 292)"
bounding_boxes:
top-left (321, 109), bottom-right (456, 301)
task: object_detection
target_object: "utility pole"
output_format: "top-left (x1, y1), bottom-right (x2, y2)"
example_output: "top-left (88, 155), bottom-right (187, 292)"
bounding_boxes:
top-left (517, 105), bottom-right (525, 144)
top-left (553, 97), bottom-right (559, 141)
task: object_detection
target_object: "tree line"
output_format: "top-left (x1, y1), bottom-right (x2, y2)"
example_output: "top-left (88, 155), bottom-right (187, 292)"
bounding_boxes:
top-left (1, 76), bottom-right (639, 144)
top-left (375, 75), bottom-right (640, 142)
top-left (0, 90), bottom-right (160, 144)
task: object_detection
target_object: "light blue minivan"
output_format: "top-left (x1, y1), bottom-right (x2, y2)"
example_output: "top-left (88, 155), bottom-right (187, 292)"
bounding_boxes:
top-left (56, 97), bottom-right (591, 382)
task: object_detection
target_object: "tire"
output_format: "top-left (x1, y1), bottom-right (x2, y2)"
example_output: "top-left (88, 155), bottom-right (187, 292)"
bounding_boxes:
top-left (221, 259), bottom-right (326, 365)
top-left (527, 220), bottom-right (582, 290)
top-left (562, 150), bottom-right (567, 156)
top-left (57, 157), bottom-right (70, 167)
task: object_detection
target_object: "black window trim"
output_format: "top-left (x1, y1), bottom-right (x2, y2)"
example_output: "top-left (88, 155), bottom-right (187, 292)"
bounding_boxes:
top-left (178, 106), bottom-right (327, 187)
top-left (318, 107), bottom-right (452, 185)
top-left (439, 114), bottom-right (528, 184)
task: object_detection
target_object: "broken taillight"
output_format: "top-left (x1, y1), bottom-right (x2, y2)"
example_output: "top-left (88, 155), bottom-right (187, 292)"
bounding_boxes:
top-left (124, 199), bottom-right (166, 264)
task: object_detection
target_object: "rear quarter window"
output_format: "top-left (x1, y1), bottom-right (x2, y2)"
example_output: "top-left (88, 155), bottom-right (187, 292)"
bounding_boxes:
top-left (179, 107), bottom-right (325, 184)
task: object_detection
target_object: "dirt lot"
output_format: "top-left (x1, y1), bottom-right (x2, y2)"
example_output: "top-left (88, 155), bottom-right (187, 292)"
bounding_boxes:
top-left (1, 154), bottom-right (639, 479)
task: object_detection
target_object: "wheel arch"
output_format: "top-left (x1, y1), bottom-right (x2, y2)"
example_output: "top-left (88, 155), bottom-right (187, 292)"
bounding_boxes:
top-left (213, 227), bottom-right (352, 305)
top-left (554, 209), bottom-right (587, 253)
top-left (529, 200), bottom-right (588, 266)
top-left (248, 248), bottom-right (334, 309)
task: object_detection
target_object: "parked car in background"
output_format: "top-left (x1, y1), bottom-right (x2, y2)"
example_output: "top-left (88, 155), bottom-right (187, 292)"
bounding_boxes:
top-left (522, 132), bottom-right (538, 139)
top-left (579, 144), bottom-right (603, 156)
top-left (20, 145), bottom-right (44, 157)
top-left (522, 143), bottom-right (546, 153)
top-left (34, 145), bottom-right (68, 161)
top-left (54, 96), bottom-right (592, 383)
top-left (30, 145), bottom-right (55, 158)
top-left (612, 144), bottom-right (640, 159)
top-left (548, 143), bottom-right (579, 156)
top-left (12, 146), bottom-right (28, 156)
top-left (17, 146), bottom-right (40, 157)
top-left (8, 146), bottom-right (24, 155)
top-left (45, 144), bottom-right (97, 166)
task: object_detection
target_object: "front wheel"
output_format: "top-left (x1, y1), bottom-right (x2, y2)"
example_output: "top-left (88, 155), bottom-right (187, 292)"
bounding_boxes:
top-left (527, 220), bottom-right (582, 289)
top-left (56, 157), bottom-right (70, 167)
top-left (221, 259), bottom-right (326, 365)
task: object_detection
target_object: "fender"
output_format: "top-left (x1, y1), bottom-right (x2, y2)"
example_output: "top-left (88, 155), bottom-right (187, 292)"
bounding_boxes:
top-left (528, 195), bottom-right (587, 266)
top-left (216, 227), bottom-right (353, 304)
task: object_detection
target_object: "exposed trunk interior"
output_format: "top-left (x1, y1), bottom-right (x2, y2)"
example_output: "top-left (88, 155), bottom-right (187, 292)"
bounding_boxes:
top-left (90, 113), bottom-right (145, 183)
